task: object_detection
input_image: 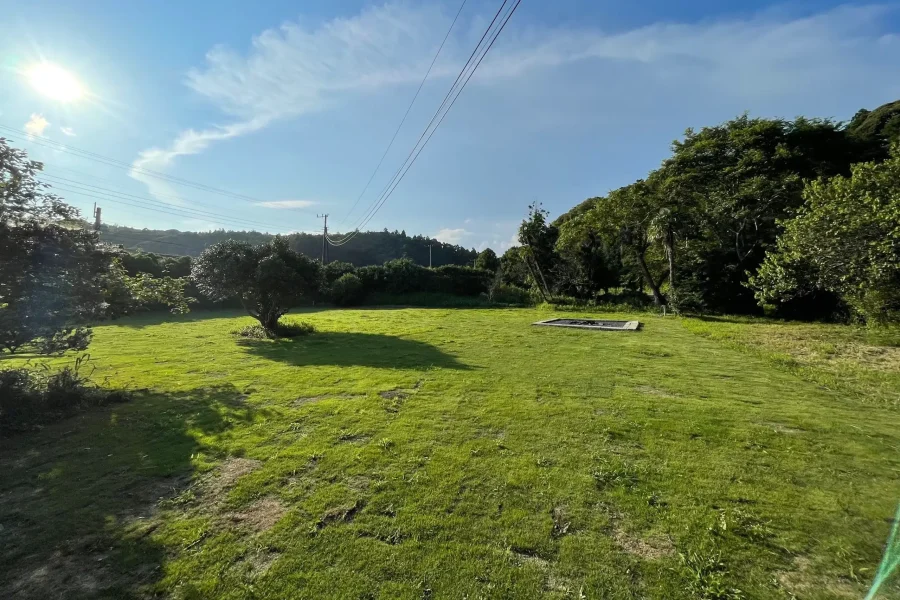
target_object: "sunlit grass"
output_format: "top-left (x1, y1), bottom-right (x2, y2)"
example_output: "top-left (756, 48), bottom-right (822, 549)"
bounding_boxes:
top-left (1, 308), bottom-right (898, 599)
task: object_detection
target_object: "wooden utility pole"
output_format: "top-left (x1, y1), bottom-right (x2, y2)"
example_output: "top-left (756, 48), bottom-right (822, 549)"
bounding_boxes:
top-left (93, 204), bottom-right (102, 233)
top-left (317, 213), bottom-right (329, 264)
top-left (428, 244), bottom-right (433, 268)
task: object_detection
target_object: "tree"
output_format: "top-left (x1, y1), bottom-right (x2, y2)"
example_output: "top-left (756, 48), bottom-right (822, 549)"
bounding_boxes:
top-left (475, 248), bottom-right (500, 272)
top-left (750, 148), bottom-right (900, 324)
top-left (191, 237), bottom-right (320, 333)
top-left (0, 139), bottom-right (189, 354)
top-left (556, 212), bottom-right (621, 298)
top-left (583, 183), bottom-right (668, 305)
top-left (518, 203), bottom-right (560, 299)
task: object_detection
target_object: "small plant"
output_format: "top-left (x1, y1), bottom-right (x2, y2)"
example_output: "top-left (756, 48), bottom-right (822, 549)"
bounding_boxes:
top-left (0, 355), bottom-right (129, 432)
top-left (233, 324), bottom-right (272, 339)
top-left (275, 321), bottom-right (316, 337)
top-left (232, 321), bottom-right (315, 339)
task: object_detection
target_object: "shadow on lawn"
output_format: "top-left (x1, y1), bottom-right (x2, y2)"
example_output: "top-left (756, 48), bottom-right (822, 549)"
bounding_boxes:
top-left (239, 330), bottom-right (471, 370)
top-left (0, 384), bottom-right (261, 599)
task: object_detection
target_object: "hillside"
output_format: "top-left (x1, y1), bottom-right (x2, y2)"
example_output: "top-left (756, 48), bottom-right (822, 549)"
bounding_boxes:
top-left (101, 225), bottom-right (478, 267)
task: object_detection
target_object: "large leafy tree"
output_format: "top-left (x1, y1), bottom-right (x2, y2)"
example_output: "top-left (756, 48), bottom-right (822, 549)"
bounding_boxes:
top-left (0, 138), bottom-right (188, 354)
top-left (474, 248), bottom-right (500, 272)
top-left (750, 148), bottom-right (900, 324)
top-left (192, 237), bottom-right (320, 333)
top-left (650, 115), bottom-right (867, 312)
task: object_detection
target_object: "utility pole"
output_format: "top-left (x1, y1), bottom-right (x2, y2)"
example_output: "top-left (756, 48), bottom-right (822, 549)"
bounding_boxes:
top-left (428, 244), bottom-right (433, 268)
top-left (93, 204), bottom-right (102, 233)
top-left (317, 214), bottom-right (329, 264)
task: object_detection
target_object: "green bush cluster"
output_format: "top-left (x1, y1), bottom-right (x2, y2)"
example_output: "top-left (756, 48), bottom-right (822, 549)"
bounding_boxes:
top-left (0, 356), bottom-right (128, 432)
top-left (328, 258), bottom-right (494, 305)
top-left (233, 321), bottom-right (316, 339)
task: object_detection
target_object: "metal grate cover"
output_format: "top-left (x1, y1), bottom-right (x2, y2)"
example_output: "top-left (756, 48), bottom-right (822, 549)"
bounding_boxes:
top-left (532, 318), bottom-right (640, 331)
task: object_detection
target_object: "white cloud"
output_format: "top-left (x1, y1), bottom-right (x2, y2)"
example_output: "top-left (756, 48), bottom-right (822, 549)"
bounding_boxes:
top-left (256, 200), bottom-right (317, 209)
top-left (24, 113), bottom-right (49, 136)
top-left (435, 227), bottom-right (470, 244)
top-left (59, 126), bottom-right (76, 136)
top-left (131, 2), bottom-right (900, 202)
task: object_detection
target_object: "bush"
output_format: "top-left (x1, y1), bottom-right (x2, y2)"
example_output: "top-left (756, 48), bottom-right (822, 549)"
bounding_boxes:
top-left (330, 273), bottom-right (366, 306)
top-left (0, 356), bottom-right (129, 432)
top-left (233, 320), bottom-right (316, 339)
top-left (489, 284), bottom-right (531, 305)
top-left (275, 321), bottom-right (316, 337)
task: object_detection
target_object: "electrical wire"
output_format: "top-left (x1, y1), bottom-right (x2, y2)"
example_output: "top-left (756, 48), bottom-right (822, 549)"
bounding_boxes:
top-left (328, 0), bottom-right (521, 247)
top-left (339, 0), bottom-right (469, 226)
top-left (329, 0), bottom-right (512, 245)
top-left (40, 181), bottom-right (299, 233)
top-left (39, 173), bottom-right (297, 233)
top-left (0, 126), bottom-right (267, 205)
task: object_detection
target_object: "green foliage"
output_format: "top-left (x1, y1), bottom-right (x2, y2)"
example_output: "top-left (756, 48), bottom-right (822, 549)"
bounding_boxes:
top-left (0, 355), bottom-right (128, 432)
top-left (330, 273), bottom-right (365, 306)
top-left (191, 236), bottom-right (320, 332)
top-left (474, 247), bottom-right (500, 272)
top-left (487, 283), bottom-right (531, 305)
top-left (322, 261), bottom-right (356, 285)
top-left (847, 99), bottom-right (900, 156)
top-left (750, 148), bottom-right (900, 324)
top-left (103, 225), bottom-right (478, 266)
top-left (0, 138), bottom-right (189, 355)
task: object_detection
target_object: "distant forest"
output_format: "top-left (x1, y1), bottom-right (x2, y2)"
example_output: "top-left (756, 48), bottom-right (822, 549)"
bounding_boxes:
top-left (100, 225), bottom-right (478, 267)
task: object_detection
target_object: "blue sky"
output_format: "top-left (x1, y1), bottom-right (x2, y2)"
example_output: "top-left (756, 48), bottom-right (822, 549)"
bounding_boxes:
top-left (2, 0), bottom-right (899, 251)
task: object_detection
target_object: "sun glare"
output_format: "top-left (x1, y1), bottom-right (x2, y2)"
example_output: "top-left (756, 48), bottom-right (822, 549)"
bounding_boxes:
top-left (27, 63), bottom-right (84, 102)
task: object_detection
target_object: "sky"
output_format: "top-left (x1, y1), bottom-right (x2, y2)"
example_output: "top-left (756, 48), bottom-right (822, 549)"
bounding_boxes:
top-left (1, 0), bottom-right (899, 252)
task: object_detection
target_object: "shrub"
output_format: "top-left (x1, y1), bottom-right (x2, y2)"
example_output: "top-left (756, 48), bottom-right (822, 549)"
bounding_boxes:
top-left (0, 355), bottom-right (129, 432)
top-left (489, 284), bottom-right (531, 305)
top-left (331, 273), bottom-right (366, 306)
top-left (233, 324), bottom-right (272, 339)
top-left (275, 321), bottom-right (316, 337)
top-left (233, 321), bottom-right (315, 339)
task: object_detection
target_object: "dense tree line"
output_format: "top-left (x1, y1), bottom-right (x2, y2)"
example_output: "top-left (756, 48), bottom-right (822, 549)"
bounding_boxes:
top-left (502, 99), bottom-right (900, 323)
top-left (102, 225), bottom-right (477, 267)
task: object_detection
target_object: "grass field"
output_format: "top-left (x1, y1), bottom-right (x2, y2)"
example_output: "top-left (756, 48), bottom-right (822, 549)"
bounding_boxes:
top-left (1, 308), bottom-right (899, 599)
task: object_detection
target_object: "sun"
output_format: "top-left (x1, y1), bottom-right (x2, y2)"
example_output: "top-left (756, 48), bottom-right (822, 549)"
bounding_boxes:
top-left (27, 63), bottom-right (84, 102)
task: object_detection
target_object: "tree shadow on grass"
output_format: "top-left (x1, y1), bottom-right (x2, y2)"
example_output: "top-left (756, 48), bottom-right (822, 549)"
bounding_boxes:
top-left (0, 385), bottom-right (263, 599)
top-left (239, 331), bottom-right (471, 370)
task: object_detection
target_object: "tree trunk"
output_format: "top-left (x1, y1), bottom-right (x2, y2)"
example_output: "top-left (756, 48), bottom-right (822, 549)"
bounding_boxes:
top-left (634, 248), bottom-right (665, 306)
top-left (523, 255), bottom-right (549, 303)
top-left (666, 229), bottom-right (676, 299)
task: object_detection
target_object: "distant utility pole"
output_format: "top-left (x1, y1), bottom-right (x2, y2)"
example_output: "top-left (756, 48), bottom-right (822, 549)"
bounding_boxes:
top-left (317, 214), bottom-right (329, 264)
top-left (428, 244), bottom-right (433, 268)
top-left (93, 204), bottom-right (102, 233)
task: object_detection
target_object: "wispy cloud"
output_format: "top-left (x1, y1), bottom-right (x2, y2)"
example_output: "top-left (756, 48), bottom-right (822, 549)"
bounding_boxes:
top-left (131, 2), bottom-right (899, 203)
top-left (24, 113), bottom-right (49, 136)
top-left (256, 200), bottom-right (317, 209)
top-left (59, 126), bottom-right (76, 136)
top-left (435, 227), bottom-right (470, 244)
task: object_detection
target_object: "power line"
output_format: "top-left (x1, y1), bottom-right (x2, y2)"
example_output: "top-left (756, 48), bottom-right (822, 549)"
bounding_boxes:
top-left (328, 0), bottom-right (521, 247)
top-left (39, 173), bottom-right (298, 233)
top-left (40, 182), bottom-right (299, 233)
top-left (330, 0), bottom-right (511, 245)
top-left (0, 127), bottom-right (270, 205)
top-left (339, 0), bottom-right (469, 226)
top-left (353, 0), bottom-right (521, 237)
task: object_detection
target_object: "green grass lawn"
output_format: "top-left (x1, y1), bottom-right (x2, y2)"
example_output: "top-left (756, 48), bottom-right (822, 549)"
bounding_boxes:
top-left (1, 308), bottom-right (899, 599)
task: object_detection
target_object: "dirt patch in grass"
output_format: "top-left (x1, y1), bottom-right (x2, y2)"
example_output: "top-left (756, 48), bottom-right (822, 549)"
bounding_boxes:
top-left (235, 549), bottom-right (280, 578)
top-left (315, 500), bottom-right (364, 530)
top-left (11, 548), bottom-right (115, 599)
top-left (226, 497), bottom-right (286, 533)
top-left (633, 385), bottom-right (679, 398)
top-left (612, 525), bottom-right (675, 560)
top-left (551, 506), bottom-right (571, 538)
top-left (204, 457), bottom-right (262, 502)
top-left (776, 556), bottom-right (861, 599)
top-left (379, 389), bottom-right (410, 400)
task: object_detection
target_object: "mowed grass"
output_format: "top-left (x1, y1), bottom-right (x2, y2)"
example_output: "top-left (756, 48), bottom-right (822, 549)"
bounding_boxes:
top-left (1, 308), bottom-right (899, 599)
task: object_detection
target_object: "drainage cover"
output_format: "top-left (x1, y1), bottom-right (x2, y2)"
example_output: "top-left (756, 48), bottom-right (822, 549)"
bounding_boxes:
top-left (532, 318), bottom-right (640, 331)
